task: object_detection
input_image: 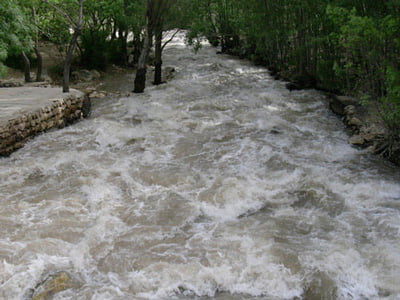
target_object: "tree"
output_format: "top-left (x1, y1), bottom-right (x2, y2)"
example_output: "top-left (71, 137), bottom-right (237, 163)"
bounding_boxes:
top-left (31, 5), bottom-right (43, 81)
top-left (79, 0), bottom-right (146, 70)
top-left (41, 0), bottom-right (85, 93)
top-left (0, 0), bottom-right (32, 78)
top-left (133, 0), bottom-right (154, 93)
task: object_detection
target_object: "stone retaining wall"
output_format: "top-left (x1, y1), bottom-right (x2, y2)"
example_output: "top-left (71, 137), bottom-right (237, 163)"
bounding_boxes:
top-left (0, 95), bottom-right (90, 157)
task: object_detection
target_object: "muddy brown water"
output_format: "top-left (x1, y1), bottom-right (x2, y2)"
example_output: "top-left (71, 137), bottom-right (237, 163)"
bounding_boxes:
top-left (1, 33), bottom-right (399, 299)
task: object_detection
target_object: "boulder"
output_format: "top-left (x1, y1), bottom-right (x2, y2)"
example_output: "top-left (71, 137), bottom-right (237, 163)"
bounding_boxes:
top-left (163, 66), bottom-right (176, 81)
top-left (88, 91), bottom-right (107, 99)
top-left (328, 95), bottom-right (360, 116)
top-left (344, 105), bottom-right (357, 115)
top-left (349, 135), bottom-right (366, 145)
top-left (360, 125), bottom-right (385, 142)
top-left (346, 116), bottom-right (363, 127)
top-left (29, 271), bottom-right (82, 300)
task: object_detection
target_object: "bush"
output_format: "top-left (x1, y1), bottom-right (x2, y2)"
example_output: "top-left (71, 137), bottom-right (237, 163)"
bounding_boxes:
top-left (80, 29), bottom-right (109, 70)
top-left (380, 67), bottom-right (400, 136)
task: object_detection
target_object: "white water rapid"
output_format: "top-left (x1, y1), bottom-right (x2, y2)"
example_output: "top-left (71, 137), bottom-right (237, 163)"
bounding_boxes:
top-left (1, 33), bottom-right (400, 299)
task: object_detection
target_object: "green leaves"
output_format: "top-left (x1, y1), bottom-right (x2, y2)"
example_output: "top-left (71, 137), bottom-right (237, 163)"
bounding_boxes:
top-left (0, 0), bottom-right (33, 77)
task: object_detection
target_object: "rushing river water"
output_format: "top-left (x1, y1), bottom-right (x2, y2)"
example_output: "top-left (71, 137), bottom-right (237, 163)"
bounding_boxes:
top-left (1, 34), bottom-right (400, 300)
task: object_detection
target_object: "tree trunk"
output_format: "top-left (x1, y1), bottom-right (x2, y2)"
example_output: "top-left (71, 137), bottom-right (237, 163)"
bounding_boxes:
top-left (32, 7), bottom-right (43, 81)
top-left (34, 46), bottom-right (43, 81)
top-left (118, 28), bottom-right (128, 66)
top-left (62, 0), bottom-right (84, 93)
top-left (133, 28), bottom-right (151, 93)
top-left (153, 26), bottom-right (162, 85)
top-left (63, 30), bottom-right (80, 93)
top-left (22, 51), bottom-right (31, 83)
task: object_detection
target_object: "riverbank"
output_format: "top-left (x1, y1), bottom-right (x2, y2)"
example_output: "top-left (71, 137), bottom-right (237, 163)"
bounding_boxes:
top-left (220, 47), bottom-right (400, 167)
top-left (0, 87), bottom-right (88, 157)
top-left (327, 94), bottom-right (400, 166)
top-left (0, 59), bottom-right (176, 157)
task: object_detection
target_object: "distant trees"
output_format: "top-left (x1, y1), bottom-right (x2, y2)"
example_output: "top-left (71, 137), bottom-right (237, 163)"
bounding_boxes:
top-left (2, 0), bottom-right (399, 137)
top-left (188, 0), bottom-right (400, 137)
top-left (1, 0), bottom-right (147, 92)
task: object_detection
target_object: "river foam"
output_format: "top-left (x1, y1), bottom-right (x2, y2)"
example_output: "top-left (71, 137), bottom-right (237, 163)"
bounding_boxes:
top-left (1, 32), bottom-right (399, 299)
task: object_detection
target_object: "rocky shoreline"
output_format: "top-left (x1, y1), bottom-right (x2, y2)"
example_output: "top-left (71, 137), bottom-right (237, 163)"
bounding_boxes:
top-left (327, 94), bottom-right (400, 166)
top-left (221, 46), bottom-right (400, 167)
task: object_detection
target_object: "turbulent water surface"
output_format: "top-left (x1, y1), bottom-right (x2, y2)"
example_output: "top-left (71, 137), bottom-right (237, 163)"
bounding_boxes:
top-left (1, 34), bottom-right (400, 299)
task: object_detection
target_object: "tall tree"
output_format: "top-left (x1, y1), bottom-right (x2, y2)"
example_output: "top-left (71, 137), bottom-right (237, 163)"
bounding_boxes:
top-left (31, 6), bottom-right (43, 81)
top-left (133, 0), bottom-right (154, 93)
top-left (41, 0), bottom-right (85, 93)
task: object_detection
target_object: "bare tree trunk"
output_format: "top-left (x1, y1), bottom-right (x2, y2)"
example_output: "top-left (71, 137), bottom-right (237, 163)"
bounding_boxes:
top-left (41, 0), bottom-right (84, 93)
top-left (22, 51), bottom-right (31, 83)
top-left (62, 0), bottom-right (84, 93)
top-left (153, 26), bottom-right (162, 85)
top-left (63, 30), bottom-right (80, 93)
top-left (34, 46), bottom-right (43, 81)
top-left (32, 7), bottom-right (43, 81)
top-left (118, 28), bottom-right (128, 66)
top-left (133, 26), bottom-right (151, 93)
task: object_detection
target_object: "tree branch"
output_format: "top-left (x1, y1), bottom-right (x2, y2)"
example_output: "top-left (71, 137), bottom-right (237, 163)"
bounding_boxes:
top-left (161, 29), bottom-right (180, 51)
top-left (41, 0), bottom-right (77, 28)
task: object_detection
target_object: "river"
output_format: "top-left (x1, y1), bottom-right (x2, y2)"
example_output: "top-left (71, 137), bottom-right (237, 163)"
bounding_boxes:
top-left (1, 33), bottom-right (399, 299)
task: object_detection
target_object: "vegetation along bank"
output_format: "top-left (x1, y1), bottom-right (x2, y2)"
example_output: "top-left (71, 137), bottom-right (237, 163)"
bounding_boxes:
top-left (1, 0), bottom-right (399, 164)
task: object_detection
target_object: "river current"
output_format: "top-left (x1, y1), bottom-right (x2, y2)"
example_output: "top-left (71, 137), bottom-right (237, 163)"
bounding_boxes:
top-left (1, 34), bottom-right (400, 299)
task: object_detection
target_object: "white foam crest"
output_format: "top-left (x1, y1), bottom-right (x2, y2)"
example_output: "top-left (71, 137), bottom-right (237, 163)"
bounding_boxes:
top-left (0, 254), bottom-right (71, 299)
top-left (92, 119), bottom-right (144, 150)
top-left (302, 247), bottom-right (379, 299)
top-left (197, 177), bottom-right (268, 221)
top-left (126, 259), bottom-right (303, 299)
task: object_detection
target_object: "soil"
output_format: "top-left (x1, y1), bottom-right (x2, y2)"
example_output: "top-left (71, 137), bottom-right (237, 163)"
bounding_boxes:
top-left (1, 41), bottom-right (135, 95)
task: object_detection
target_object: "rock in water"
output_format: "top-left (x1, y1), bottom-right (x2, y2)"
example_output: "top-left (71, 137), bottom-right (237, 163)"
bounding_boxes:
top-left (30, 271), bottom-right (82, 300)
top-left (349, 134), bottom-right (366, 146)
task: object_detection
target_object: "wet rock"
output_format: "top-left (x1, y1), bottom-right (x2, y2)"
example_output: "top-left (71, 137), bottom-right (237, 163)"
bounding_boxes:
top-left (349, 135), bottom-right (366, 145)
top-left (29, 271), bottom-right (82, 300)
top-left (83, 87), bottom-right (96, 95)
top-left (344, 105), bottom-right (357, 116)
top-left (163, 66), bottom-right (175, 81)
top-left (88, 91), bottom-right (107, 99)
top-left (269, 126), bottom-right (282, 135)
top-left (336, 96), bottom-right (359, 106)
top-left (329, 97), bottom-right (346, 115)
top-left (360, 125), bottom-right (385, 142)
top-left (346, 116), bottom-right (363, 127)
top-left (303, 271), bottom-right (338, 300)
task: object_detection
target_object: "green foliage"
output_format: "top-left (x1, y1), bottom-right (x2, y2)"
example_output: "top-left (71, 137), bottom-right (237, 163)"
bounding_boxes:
top-left (380, 67), bottom-right (400, 134)
top-left (184, 0), bottom-right (400, 132)
top-left (80, 29), bottom-right (109, 70)
top-left (0, 0), bottom-right (33, 76)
